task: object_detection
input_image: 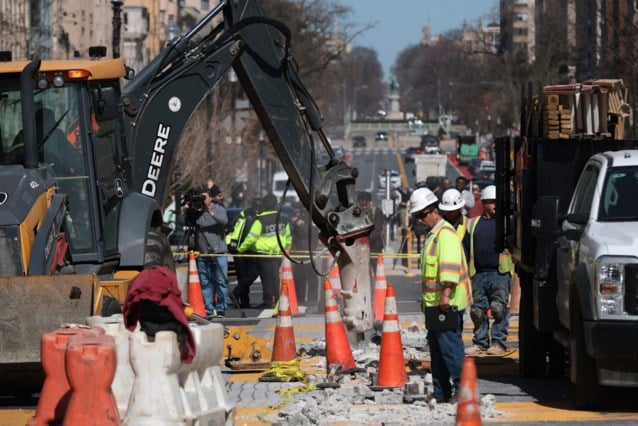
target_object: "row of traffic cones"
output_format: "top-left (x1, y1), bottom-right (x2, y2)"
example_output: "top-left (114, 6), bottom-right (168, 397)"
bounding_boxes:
top-left (191, 249), bottom-right (481, 424)
top-left (268, 254), bottom-right (482, 425)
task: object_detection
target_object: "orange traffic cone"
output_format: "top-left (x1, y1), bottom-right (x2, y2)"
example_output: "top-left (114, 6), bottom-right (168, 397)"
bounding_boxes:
top-left (373, 254), bottom-right (388, 323)
top-left (271, 281), bottom-right (297, 362)
top-left (456, 357), bottom-right (482, 425)
top-left (329, 263), bottom-right (342, 298)
top-left (187, 251), bottom-right (206, 317)
top-left (375, 284), bottom-right (407, 388)
top-left (280, 258), bottom-right (299, 315)
top-left (323, 277), bottom-right (356, 373)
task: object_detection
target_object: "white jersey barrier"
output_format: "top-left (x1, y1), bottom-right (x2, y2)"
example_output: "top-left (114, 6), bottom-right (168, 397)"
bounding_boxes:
top-left (87, 315), bottom-right (234, 425)
top-left (86, 314), bottom-right (135, 418)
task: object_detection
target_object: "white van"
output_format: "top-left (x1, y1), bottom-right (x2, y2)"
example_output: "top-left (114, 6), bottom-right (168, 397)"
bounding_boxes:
top-left (272, 171), bottom-right (300, 205)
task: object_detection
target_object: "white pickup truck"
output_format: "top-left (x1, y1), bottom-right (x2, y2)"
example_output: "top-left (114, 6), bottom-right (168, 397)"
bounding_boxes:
top-left (532, 149), bottom-right (638, 408)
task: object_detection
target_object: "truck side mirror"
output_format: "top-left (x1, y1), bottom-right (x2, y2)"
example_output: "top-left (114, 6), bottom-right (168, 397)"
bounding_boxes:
top-left (92, 86), bottom-right (119, 121)
top-left (531, 196), bottom-right (560, 240)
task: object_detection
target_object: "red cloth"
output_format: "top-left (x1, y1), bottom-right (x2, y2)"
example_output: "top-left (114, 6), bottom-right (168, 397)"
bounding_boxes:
top-left (467, 193), bottom-right (483, 218)
top-left (123, 266), bottom-right (195, 363)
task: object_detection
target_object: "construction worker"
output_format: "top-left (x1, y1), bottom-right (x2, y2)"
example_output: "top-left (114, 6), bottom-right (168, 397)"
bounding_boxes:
top-left (410, 187), bottom-right (471, 404)
top-left (465, 185), bottom-right (514, 356)
top-left (237, 193), bottom-right (292, 309)
top-left (438, 188), bottom-right (469, 252)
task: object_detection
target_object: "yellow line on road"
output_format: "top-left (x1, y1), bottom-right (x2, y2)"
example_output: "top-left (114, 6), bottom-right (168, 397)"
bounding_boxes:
top-left (395, 151), bottom-right (409, 190)
top-left (492, 401), bottom-right (638, 423)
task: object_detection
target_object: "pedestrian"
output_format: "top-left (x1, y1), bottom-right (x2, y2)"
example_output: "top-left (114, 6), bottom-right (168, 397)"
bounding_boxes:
top-left (455, 176), bottom-right (475, 211)
top-left (290, 202), bottom-right (319, 309)
top-left (228, 197), bottom-right (262, 308)
top-left (237, 193), bottom-right (292, 309)
top-left (194, 185), bottom-right (229, 319)
top-left (163, 195), bottom-right (177, 234)
top-left (357, 191), bottom-right (384, 275)
top-left (467, 184), bottom-right (483, 218)
top-left (432, 178), bottom-right (451, 199)
top-left (409, 187), bottom-right (471, 404)
top-left (438, 188), bottom-right (469, 250)
top-left (465, 185), bottom-right (514, 356)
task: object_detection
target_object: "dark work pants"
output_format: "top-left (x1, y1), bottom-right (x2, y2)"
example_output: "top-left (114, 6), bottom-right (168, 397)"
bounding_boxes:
top-left (426, 309), bottom-right (465, 402)
top-left (233, 255), bottom-right (281, 307)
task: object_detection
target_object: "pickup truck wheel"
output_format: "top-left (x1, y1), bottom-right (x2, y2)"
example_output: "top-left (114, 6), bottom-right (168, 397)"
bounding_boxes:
top-left (519, 274), bottom-right (550, 376)
top-left (145, 231), bottom-right (175, 270)
top-left (570, 301), bottom-right (600, 409)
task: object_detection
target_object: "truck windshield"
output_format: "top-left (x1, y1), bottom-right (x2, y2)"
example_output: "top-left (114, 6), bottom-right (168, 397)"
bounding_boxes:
top-left (600, 167), bottom-right (638, 221)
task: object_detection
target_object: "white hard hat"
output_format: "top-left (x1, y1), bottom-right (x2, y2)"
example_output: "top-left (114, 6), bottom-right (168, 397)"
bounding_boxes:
top-left (409, 187), bottom-right (439, 214)
top-left (481, 185), bottom-right (496, 200)
top-left (438, 188), bottom-right (465, 211)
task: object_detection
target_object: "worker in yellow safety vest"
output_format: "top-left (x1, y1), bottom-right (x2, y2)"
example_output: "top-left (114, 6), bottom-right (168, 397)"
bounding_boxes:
top-left (464, 185), bottom-right (514, 357)
top-left (438, 188), bottom-right (470, 251)
top-left (409, 187), bottom-right (472, 404)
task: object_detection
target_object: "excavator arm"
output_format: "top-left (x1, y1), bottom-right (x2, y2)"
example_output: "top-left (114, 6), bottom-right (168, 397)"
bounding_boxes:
top-left (122, 0), bottom-right (374, 334)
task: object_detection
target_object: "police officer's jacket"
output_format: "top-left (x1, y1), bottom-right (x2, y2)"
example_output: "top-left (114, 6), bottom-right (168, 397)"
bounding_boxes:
top-left (237, 210), bottom-right (292, 255)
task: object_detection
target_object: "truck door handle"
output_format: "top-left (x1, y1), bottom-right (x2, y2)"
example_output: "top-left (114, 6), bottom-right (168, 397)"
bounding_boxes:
top-left (115, 179), bottom-right (124, 198)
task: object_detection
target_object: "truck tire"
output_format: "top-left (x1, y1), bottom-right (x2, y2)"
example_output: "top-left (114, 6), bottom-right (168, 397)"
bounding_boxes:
top-left (570, 299), bottom-right (600, 409)
top-left (519, 272), bottom-right (551, 376)
top-left (145, 230), bottom-right (175, 271)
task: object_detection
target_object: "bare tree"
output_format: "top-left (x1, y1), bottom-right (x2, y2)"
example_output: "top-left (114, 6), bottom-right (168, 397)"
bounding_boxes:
top-left (170, 0), bottom-right (366, 201)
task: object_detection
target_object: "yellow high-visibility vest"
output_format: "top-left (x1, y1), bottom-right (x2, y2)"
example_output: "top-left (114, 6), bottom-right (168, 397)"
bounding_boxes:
top-left (420, 220), bottom-right (472, 310)
top-left (467, 216), bottom-right (514, 277)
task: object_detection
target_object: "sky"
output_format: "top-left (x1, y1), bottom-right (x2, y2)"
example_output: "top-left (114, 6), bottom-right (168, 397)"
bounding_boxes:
top-left (337, 0), bottom-right (498, 80)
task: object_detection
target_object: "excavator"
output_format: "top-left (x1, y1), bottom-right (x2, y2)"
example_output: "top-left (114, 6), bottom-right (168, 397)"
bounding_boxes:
top-left (0, 0), bottom-right (375, 388)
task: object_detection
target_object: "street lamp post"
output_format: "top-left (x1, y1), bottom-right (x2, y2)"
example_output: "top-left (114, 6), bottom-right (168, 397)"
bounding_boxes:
top-left (352, 85), bottom-right (368, 121)
top-left (111, 1), bottom-right (123, 59)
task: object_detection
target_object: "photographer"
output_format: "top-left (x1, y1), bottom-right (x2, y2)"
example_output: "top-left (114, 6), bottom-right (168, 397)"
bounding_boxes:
top-left (189, 185), bottom-right (229, 319)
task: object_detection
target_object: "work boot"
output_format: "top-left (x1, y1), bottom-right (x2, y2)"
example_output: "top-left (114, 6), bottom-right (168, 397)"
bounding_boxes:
top-left (464, 344), bottom-right (487, 356)
top-left (486, 344), bottom-right (508, 356)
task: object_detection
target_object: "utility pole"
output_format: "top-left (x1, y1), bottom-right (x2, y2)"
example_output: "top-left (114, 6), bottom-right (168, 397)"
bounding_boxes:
top-left (111, 0), bottom-right (123, 59)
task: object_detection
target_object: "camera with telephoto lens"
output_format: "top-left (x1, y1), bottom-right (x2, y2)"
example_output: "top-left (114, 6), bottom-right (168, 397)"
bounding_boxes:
top-left (183, 188), bottom-right (205, 225)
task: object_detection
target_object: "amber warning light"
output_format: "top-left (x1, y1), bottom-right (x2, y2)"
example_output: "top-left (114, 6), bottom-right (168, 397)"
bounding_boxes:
top-left (67, 69), bottom-right (91, 80)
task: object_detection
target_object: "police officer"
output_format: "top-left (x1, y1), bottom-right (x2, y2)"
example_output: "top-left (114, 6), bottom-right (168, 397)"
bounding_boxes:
top-left (465, 185), bottom-right (514, 356)
top-left (227, 197), bottom-right (262, 308)
top-left (410, 187), bottom-right (471, 403)
top-left (237, 193), bottom-right (292, 309)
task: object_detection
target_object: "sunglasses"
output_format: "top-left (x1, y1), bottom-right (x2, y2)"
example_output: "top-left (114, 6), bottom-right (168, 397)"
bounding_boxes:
top-left (414, 209), bottom-right (433, 220)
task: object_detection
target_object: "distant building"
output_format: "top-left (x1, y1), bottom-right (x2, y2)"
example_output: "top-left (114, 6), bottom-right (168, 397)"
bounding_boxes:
top-left (499, 0), bottom-right (536, 63)
top-left (535, 0), bottom-right (636, 82)
top-left (462, 19), bottom-right (500, 65)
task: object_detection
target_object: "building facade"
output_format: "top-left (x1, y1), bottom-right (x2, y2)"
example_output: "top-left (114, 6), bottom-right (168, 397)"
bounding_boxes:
top-left (499, 0), bottom-right (535, 62)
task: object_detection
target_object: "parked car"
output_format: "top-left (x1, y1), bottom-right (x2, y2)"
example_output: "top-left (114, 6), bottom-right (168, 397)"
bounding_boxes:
top-left (352, 135), bottom-right (367, 147)
top-left (375, 131), bottom-right (388, 141)
top-left (378, 169), bottom-right (402, 189)
top-left (404, 146), bottom-right (423, 163)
